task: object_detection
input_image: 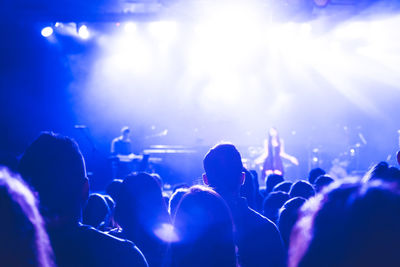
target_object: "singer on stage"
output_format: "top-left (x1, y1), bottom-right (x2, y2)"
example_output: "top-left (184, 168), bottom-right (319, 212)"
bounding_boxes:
top-left (257, 128), bottom-right (299, 180)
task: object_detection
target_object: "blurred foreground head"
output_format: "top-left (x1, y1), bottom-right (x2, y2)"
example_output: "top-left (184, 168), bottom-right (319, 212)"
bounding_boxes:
top-left (0, 167), bottom-right (54, 267)
top-left (18, 132), bottom-right (88, 221)
top-left (290, 179), bottom-right (400, 267)
top-left (172, 185), bottom-right (236, 267)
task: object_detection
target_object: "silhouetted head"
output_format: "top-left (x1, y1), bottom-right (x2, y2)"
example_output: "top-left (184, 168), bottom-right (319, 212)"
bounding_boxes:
top-left (0, 167), bottom-right (54, 267)
top-left (363, 161), bottom-right (400, 183)
top-left (82, 193), bottom-right (110, 229)
top-left (263, 191), bottom-right (290, 223)
top-left (115, 172), bottom-right (170, 238)
top-left (172, 185), bottom-right (236, 267)
top-left (18, 132), bottom-right (88, 221)
top-left (169, 188), bottom-right (189, 217)
top-left (266, 174), bottom-right (284, 194)
top-left (290, 180), bottom-right (400, 267)
top-left (278, 197), bottom-right (306, 248)
top-left (203, 143), bottom-right (244, 196)
top-left (308, 168), bottom-right (326, 185)
top-left (314, 175), bottom-right (334, 193)
top-left (121, 126), bottom-right (130, 139)
top-left (106, 179), bottom-right (123, 202)
top-left (290, 180), bottom-right (315, 199)
top-left (273, 181), bottom-right (293, 193)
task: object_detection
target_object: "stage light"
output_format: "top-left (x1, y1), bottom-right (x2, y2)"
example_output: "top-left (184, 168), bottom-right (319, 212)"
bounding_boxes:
top-left (148, 21), bottom-right (177, 43)
top-left (124, 22), bottom-right (137, 34)
top-left (41, 26), bottom-right (53, 37)
top-left (78, 25), bottom-right (90, 39)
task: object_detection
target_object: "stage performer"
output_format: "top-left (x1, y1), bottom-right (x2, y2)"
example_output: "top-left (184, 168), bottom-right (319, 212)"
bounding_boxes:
top-left (111, 127), bottom-right (133, 178)
top-left (258, 128), bottom-right (299, 180)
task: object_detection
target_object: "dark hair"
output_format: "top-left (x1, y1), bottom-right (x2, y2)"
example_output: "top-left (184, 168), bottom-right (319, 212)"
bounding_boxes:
top-left (172, 185), bottom-right (237, 267)
top-left (203, 143), bottom-right (243, 193)
top-left (106, 179), bottom-right (123, 202)
top-left (278, 197), bottom-right (306, 248)
top-left (18, 132), bottom-right (87, 218)
top-left (115, 172), bottom-right (170, 236)
top-left (265, 174), bottom-right (285, 194)
top-left (263, 191), bottom-right (290, 223)
top-left (290, 180), bottom-right (315, 199)
top-left (169, 188), bottom-right (189, 217)
top-left (0, 167), bottom-right (54, 267)
top-left (114, 172), bottom-right (171, 267)
top-left (314, 175), bottom-right (334, 193)
top-left (290, 180), bottom-right (400, 267)
top-left (363, 161), bottom-right (400, 183)
top-left (308, 168), bottom-right (326, 185)
top-left (273, 181), bottom-right (293, 193)
top-left (82, 193), bottom-right (110, 229)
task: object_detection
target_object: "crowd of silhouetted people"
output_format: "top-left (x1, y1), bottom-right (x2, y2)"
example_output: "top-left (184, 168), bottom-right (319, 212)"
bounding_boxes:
top-left (1, 132), bottom-right (400, 266)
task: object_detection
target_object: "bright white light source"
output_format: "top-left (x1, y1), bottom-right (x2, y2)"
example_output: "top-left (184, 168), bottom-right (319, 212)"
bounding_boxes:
top-left (104, 34), bottom-right (153, 75)
top-left (124, 22), bottom-right (137, 34)
top-left (78, 25), bottom-right (90, 39)
top-left (148, 21), bottom-right (178, 44)
top-left (41, 27), bottom-right (53, 37)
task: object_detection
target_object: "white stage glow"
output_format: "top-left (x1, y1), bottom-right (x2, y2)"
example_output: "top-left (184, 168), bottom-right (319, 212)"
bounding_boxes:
top-left (124, 22), bottom-right (137, 34)
top-left (41, 26), bottom-right (53, 37)
top-left (78, 25), bottom-right (90, 39)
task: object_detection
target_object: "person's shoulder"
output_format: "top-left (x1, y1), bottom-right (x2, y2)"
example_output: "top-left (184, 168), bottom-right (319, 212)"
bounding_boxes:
top-left (79, 224), bottom-right (148, 267)
top-left (112, 136), bottom-right (122, 143)
top-left (245, 206), bottom-right (279, 230)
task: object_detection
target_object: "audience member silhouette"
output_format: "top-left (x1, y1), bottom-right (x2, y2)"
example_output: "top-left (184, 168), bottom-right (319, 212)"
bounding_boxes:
top-left (168, 187), bottom-right (189, 217)
top-left (363, 161), bottom-right (400, 183)
top-left (314, 175), bottom-right (334, 193)
top-left (273, 181), bottom-right (293, 193)
top-left (106, 178), bottom-right (123, 202)
top-left (171, 185), bottom-right (237, 267)
top-left (263, 191), bottom-right (290, 223)
top-left (289, 180), bottom-right (315, 199)
top-left (289, 180), bottom-right (400, 267)
top-left (113, 172), bottom-right (171, 267)
top-left (308, 168), bottom-right (326, 185)
top-left (278, 197), bottom-right (306, 249)
top-left (0, 167), bottom-right (54, 267)
top-left (265, 174), bottom-right (285, 195)
top-left (82, 193), bottom-right (110, 229)
top-left (18, 132), bottom-right (147, 267)
top-left (203, 143), bottom-right (285, 267)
